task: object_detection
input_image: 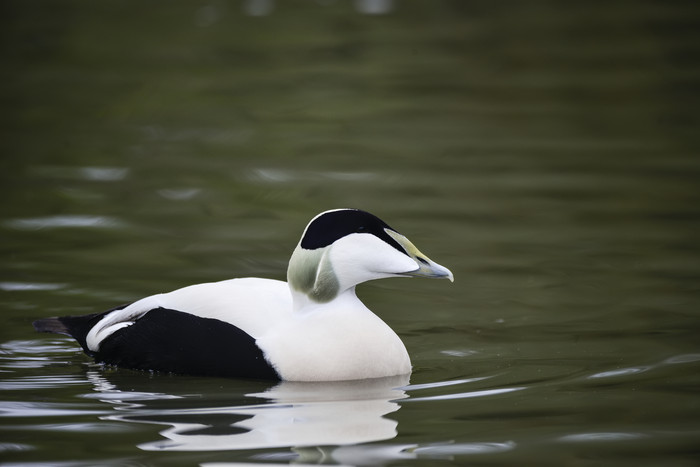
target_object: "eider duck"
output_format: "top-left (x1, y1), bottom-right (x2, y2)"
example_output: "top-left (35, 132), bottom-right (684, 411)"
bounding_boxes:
top-left (33, 209), bottom-right (453, 381)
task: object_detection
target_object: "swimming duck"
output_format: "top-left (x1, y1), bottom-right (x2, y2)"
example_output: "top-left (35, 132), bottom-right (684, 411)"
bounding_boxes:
top-left (33, 209), bottom-right (453, 381)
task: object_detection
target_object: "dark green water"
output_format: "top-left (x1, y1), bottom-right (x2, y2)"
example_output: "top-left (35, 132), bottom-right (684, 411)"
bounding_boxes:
top-left (2, 1), bottom-right (700, 465)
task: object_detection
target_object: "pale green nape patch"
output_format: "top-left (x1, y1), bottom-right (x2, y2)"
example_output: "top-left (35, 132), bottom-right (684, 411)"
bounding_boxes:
top-left (287, 245), bottom-right (340, 303)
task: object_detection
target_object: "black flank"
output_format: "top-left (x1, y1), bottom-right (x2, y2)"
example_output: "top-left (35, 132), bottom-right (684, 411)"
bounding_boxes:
top-left (94, 308), bottom-right (280, 380)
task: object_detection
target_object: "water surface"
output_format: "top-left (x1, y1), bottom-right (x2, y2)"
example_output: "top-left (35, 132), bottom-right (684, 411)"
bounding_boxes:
top-left (2, 1), bottom-right (699, 465)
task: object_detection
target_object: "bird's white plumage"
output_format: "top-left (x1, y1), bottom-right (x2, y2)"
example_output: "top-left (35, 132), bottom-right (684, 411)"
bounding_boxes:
top-left (85, 278), bottom-right (291, 352)
top-left (258, 289), bottom-right (411, 381)
top-left (326, 233), bottom-right (421, 289)
top-left (82, 209), bottom-right (453, 381)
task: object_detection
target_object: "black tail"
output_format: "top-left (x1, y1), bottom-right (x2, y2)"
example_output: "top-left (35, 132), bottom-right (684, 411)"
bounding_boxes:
top-left (33, 314), bottom-right (102, 354)
top-left (33, 317), bottom-right (75, 335)
top-left (33, 304), bottom-right (130, 355)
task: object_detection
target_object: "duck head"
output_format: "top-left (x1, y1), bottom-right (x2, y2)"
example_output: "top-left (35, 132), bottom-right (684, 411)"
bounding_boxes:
top-left (287, 209), bottom-right (454, 304)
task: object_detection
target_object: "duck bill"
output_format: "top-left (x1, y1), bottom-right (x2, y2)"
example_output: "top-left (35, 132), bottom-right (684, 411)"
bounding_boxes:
top-left (405, 255), bottom-right (454, 282)
top-left (386, 229), bottom-right (454, 282)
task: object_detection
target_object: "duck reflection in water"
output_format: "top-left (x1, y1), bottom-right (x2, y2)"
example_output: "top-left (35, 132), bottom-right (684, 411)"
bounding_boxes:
top-left (85, 371), bottom-right (409, 452)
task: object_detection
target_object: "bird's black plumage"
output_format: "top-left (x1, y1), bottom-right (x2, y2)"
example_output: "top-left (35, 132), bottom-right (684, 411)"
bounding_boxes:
top-left (301, 209), bottom-right (406, 254)
top-left (33, 304), bottom-right (129, 355)
top-left (34, 308), bottom-right (280, 380)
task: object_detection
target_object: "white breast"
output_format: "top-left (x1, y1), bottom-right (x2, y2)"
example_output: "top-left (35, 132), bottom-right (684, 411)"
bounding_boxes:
top-left (257, 290), bottom-right (411, 381)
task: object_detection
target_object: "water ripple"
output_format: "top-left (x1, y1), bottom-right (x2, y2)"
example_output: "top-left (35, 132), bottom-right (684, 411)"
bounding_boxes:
top-left (282, 440), bottom-right (517, 464)
top-left (663, 354), bottom-right (700, 365)
top-left (81, 392), bottom-right (182, 403)
top-left (406, 387), bottom-right (526, 402)
top-left (0, 339), bottom-right (81, 370)
top-left (586, 353), bottom-right (700, 382)
top-left (31, 165), bottom-right (129, 182)
top-left (0, 442), bottom-right (33, 452)
top-left (559, 432), bottom-right (648, 443)
top-left (4, 215), bottom-right (125, 230)
top-left (0, 282), bottom-right (66, 292)
top-left (414, 440), bottom-right (517, 456)
top-left (157, 188), bottom-right (201, 200)
top-left (0, 401), bottom-right (107, 418)
top-left (3, 422), bottom-right (130, 433)
top-left (1, 339), bottom-right (77, 355)
top-left (588, 366), bottom-right (652, 379)
top-left (80, 167), bottom-right (129, 182)
top-left (403, 376), bottom-right (491, 391)
top-left (246, 168), bottom-right (382, 184)
top-left (0, 376), bottom-right (86, 391)
top-left (440, 349), bottom-right (479, 357)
